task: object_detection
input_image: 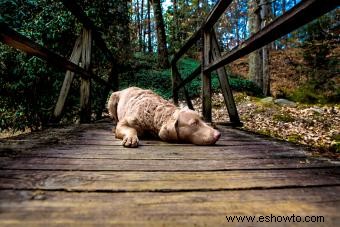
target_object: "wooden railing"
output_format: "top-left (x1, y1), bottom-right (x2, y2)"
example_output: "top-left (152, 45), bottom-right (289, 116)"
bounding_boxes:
top-left (171, 0), bottom-right (338, 125)
top-left (0, 1), bottom-right (119, 123)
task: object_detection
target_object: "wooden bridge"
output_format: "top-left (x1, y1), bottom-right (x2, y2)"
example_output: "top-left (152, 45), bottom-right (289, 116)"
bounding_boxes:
top-left (0, 0), bottom-right (339, 225)
top-left (0, 120), bottom-right (339, 225)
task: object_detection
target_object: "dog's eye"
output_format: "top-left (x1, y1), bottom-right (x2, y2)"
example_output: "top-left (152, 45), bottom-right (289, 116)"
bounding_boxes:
top-left (190, 119), bottom-right (199, 126)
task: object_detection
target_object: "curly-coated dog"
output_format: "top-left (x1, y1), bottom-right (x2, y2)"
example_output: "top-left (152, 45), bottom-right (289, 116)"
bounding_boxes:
top-left (107, 87), bottom-right (221, 147)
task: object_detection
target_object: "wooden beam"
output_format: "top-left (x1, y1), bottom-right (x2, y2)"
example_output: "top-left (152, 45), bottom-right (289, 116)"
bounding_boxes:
top-left (61, 0), bottom-right (117, 65)
top-left (171, 29), bottom-right (201, 65)
top-left (205, 0), bottom-right (339, 73)
top-left (202, 30), bottom-right (212, 122)
top-left (0, 22), bottom-right (91, 78)
top-left (210, 31), bottom-right (240, 124)
top-left (0, 22), bottom-right (114, 90)
top-left (80, 29), bottom-right (92, 123)
top-left (171, 0), bottom-right (233, 65)
top-left (174, 65), bottom-right (201, 92)
top-left (171, 64), bottom-right (194, 110)
top-left (53, 35), bottom-right (83, 119)
top-left (204, 0), bottom-right (233, 29)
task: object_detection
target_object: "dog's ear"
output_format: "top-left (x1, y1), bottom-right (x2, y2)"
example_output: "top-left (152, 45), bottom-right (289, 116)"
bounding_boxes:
top-left (159, 111), bottom-right (179, 142)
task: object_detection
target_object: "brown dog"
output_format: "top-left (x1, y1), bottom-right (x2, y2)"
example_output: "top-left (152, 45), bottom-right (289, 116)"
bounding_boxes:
top-left (107, 87), bottom-right (221, 147)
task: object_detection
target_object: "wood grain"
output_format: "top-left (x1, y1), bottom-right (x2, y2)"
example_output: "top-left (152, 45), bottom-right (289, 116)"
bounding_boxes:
top-left (0, 169), bottom-right (339, 192)
top-left (0, 122), bottom-right (339, 226)
top-left (0, 187), bottom-right (339, 226)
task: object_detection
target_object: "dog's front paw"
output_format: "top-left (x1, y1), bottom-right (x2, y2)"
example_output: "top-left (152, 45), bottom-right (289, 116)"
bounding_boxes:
top-left (122, 135), bottom-right (139, 148)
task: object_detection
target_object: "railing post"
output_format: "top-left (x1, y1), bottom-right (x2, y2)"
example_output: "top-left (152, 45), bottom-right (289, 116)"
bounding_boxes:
top-left (80, 28), bottom-right (92, 123)
top-left (53, 35), bottom-right (82, 120)
top-left (210, 30), bottom-right (241, 125)
top-left (202, 29), bottom-right (212, 122)
top-left (171, 63), bottom-right (180, 106)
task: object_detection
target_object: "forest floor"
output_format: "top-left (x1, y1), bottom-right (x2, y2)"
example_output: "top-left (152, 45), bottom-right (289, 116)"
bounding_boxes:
top-left (184, 47), bottom-right (340, 158)
top-left (183, 93), bottom-right (339, 159)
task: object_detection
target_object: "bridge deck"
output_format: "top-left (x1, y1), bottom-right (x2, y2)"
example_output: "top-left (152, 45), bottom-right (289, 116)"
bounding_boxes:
top-left (0, 121), bottom-right (339, 226)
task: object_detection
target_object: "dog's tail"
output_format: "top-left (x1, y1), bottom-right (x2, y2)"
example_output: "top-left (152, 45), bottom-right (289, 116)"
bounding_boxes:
top-left (107, 91), bottom-right (120, 123)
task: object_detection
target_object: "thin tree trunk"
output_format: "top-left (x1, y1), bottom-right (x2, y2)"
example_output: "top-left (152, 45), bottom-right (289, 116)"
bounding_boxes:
top-left (147, 0), bottom-right (153, 53)
top-left (261, 0), bottom-right (271, 95)
top-left (172, 0), bottom-right (179, 50)
top-left (140, 0), bottom-right (145, 52)
top-left (247, 0), bottom-right (262, 89)
top-left (150, 0), bottom-right (170, 68)
top-left (137, 0), bottom-right (143, 52)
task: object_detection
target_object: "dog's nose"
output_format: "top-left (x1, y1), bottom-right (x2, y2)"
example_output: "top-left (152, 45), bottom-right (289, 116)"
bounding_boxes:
top-left (213, 130), bottom-right (221, 141)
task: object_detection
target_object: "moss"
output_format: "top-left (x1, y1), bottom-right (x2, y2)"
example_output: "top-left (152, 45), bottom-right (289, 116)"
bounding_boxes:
top-left (273, 113), bottom-right (295, 123)
top-left (287, 134), bottom-right (303, 143)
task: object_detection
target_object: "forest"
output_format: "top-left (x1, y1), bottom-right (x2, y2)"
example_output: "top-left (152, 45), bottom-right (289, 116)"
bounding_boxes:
top-left (0, 0), bottom-right (339, 154)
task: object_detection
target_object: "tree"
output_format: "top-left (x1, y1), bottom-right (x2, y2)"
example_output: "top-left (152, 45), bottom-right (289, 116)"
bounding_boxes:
top-left (247, 0), bottom-right (262, 90)
top-left (150, 0), bottom-right (170, 68)
top-left (260, 0), bottom-right (272, 96)
top-left (247, 0), bottom-right (272, 96)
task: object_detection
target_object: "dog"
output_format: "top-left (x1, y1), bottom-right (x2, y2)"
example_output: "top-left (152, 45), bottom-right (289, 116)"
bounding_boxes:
top-left (107, 87), bottom-right (221, 147)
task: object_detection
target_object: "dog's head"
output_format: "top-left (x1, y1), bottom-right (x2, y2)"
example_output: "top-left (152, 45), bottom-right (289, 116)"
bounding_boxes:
top-left (159, 109), bottom-right (221, 145)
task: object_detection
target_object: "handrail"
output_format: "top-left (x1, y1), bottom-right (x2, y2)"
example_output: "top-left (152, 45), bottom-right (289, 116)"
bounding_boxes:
top-left (171, 0), bottom-right (233, 65)
top-left (61, 0), bottom-right (118, 65)
top-left (204, 0), bottom-right (339, 73)
top-left (0, 22), bottom-right (114, 90)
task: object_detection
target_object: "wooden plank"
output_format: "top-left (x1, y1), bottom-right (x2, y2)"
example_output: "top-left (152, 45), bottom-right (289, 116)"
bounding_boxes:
top-left (0, 156), bottom-right (336, 171)
top-left (210, 30), bottom-right (240, 124)
top-left (205, 0), bottom-right (339, 73)
top-left (53, 35), bottom-right (83, 119)
top-left (202, 30), bottom-right (212, 122)
top-left (0, 187), bottom-right (339, 225)
top-left (80, 29), bottom-right (92, 123)
top-left (0, 169), bottom-right (339, 192)
top-left (0, 145), bottom-right (310, 160)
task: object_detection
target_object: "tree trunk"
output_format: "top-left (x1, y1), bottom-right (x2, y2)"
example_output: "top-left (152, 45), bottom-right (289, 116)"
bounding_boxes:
top-left (136, 0), bottom-right (142, 52)
top-left (172, 0), bottom-right (179, 51)
top-left (247, 0), bottom-right (262, 89)
top-left (150, 0), bottom-right (170, 68)
top-left (140, 0), bottom-right (145, 52)
top-left (147, 0), bottom-right (153, 53)
top-left (260, 0), bottom-right (272, 96)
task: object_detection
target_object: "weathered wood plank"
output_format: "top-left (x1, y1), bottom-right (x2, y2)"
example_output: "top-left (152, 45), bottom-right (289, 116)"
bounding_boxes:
top-left (0, 149), bottom-right (309, 161)
top-left (0, 169), bottom-right (339, 192)
top-left (0, 143), bottom-right (310, 160)
top-left (0, 187), bottom-right (339, 226)
top-left (0, 156), bottom-right (335, 171)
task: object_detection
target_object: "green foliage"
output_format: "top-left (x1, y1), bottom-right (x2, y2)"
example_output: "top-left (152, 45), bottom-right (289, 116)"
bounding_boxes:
top-left (122, 57), bottom-right (262, 100)
top-left (291, 13), bottom-right (339, 104)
